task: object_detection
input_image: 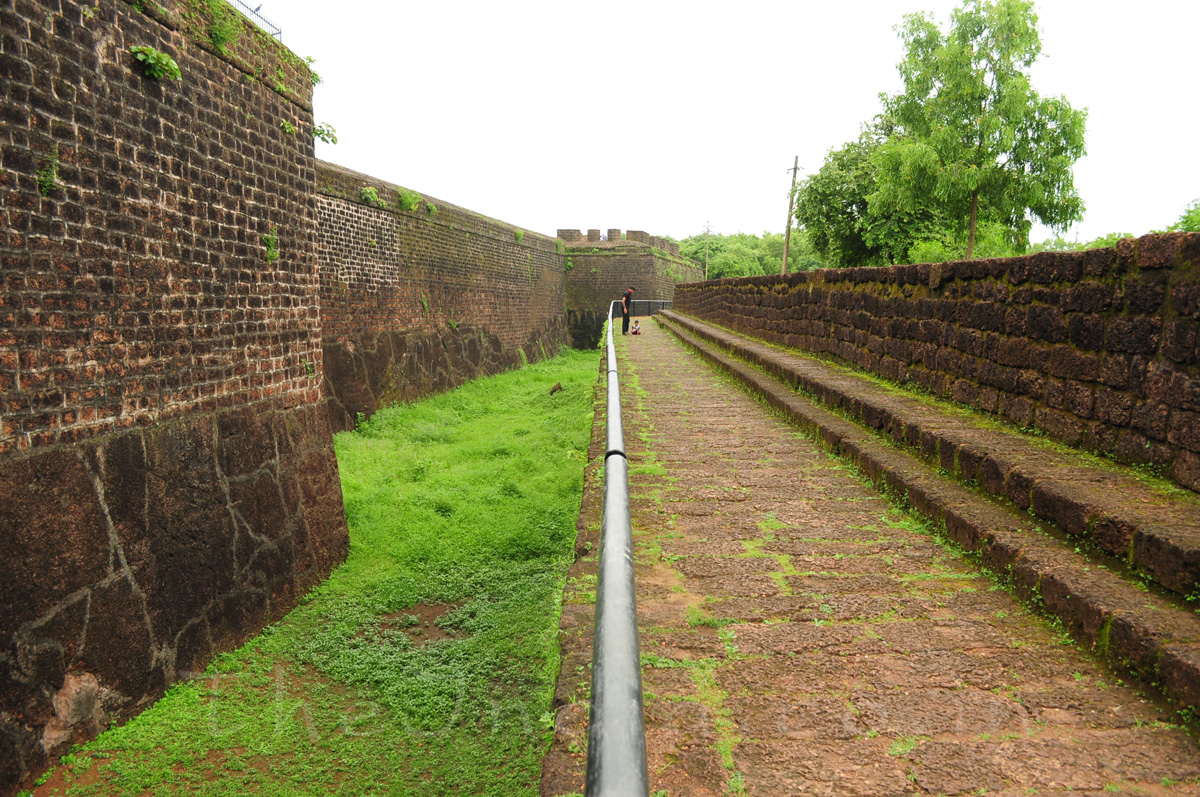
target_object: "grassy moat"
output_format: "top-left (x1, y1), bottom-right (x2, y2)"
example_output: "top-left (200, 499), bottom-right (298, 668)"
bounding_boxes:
top-left (29, 348), bottom-right (599, 796)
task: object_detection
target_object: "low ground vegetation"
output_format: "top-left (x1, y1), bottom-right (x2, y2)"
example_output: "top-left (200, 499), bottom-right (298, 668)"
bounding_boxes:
top-left (28, 350), bottom-right (599, 796)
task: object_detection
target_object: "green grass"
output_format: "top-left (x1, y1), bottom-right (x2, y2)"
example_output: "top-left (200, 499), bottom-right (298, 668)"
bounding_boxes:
top-left (40, 349), bottom-right (600, 796)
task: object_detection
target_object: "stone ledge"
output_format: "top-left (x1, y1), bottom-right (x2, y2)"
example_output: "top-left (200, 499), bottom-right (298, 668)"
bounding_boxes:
top-left (657, 312), bottom-right (1200, 711)
top-left (659, 312), bottom-right (1200, 600)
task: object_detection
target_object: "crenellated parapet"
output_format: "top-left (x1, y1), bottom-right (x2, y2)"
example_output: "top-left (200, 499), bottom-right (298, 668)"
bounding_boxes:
top-left (556, 228), bottom-right (682, 257)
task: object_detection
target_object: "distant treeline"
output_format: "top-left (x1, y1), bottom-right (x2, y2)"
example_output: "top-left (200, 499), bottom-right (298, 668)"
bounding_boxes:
top-left (674, 231), bottom-right (825, 280)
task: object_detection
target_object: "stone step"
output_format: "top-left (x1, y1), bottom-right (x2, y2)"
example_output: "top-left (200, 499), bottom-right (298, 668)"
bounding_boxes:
top-left (657, 311), bottom-right (1200, 711)
top-left (659, 311), bottom-right (1200, 598)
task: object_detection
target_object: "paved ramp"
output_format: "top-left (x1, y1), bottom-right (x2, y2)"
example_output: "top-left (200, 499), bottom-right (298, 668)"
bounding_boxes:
top-left (544, 320), bottom-right (1200, 796)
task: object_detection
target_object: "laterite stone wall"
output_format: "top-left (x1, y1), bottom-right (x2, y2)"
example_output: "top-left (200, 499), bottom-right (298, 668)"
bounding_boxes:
top-left (561, 232), bottom-right (704, 348)
top-left (316, 162), bottom-right (568, 430)
top-left (0, 1), bottom-right (348, 789)
top-left (674, 233), bottom-right (1200, 492)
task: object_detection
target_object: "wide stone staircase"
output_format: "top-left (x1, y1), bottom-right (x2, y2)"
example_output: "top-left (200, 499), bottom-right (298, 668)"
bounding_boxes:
top-left (656, 310), bottom-right (1200, 711)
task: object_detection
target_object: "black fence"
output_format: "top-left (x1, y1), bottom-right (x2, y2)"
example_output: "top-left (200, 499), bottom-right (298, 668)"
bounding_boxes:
top-left (227, 0), bottom-right (282, 39)
top-left (611, 299), bottom-right (673, 318)
top-left (585, 304), bottom-right (649, 796)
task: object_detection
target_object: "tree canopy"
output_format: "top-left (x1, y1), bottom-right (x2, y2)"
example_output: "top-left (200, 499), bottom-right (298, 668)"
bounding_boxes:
top-left (1167, 199), bottom-right (1200, 233)
top-left (795, 0), bottom-right (1088, 267)
top-left (870, 0), bottom-right (1087, 258)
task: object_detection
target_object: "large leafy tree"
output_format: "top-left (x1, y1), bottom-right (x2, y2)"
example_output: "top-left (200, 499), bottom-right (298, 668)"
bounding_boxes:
top-left (794, 134), bottom-right (885, 267)
top-left (794, 128), bottom-right (948, 267)
top-left (869, 0), bottom-right (1087, 258)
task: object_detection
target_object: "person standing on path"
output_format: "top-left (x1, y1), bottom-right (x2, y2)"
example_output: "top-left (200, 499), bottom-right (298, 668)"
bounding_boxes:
top-left (621, 286), bottom-right (634, 335)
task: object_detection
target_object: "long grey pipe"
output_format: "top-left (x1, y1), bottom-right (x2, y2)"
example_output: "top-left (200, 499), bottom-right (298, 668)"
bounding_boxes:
top-left (585, 303), bottom-right (649, 796)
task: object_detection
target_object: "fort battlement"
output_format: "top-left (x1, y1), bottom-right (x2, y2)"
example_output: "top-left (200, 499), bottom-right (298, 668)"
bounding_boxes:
top-left (556, 229), bottom-right (683, 257)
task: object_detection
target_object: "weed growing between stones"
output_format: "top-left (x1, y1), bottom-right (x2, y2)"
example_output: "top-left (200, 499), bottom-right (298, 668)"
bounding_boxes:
top-left (358, 185), bottom-right (386, 209)
top-left (41, 349), bottom-right (599, 796)
top-left (201, 0), bottom-right (240, 54)
top-left (262, 226), bottom-right (279, 263)
top-left (397, 187), bottom-right (421, 212)
top-left (36, 144), bottom-right (61, 195)
top-left (130, 45), bottom-right (181, 81)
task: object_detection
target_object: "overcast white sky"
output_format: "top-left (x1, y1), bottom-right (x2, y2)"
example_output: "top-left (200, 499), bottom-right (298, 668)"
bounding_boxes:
top-left (264, 0), bottom-right (1198, 244)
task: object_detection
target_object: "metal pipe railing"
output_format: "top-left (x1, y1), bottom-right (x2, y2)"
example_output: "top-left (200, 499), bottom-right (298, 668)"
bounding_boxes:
top-left (609, 299), bottom-right (673, 319)
top-left (585, 302), bottom-right (649, 796)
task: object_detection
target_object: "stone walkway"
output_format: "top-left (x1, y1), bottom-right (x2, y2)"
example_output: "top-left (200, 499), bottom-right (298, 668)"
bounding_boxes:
top-left (545, 320), bottom-right (1200, 796)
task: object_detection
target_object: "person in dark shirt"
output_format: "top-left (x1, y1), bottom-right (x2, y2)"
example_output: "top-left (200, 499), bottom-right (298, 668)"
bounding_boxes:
top-left (621, 286), bottom-right (634, 335)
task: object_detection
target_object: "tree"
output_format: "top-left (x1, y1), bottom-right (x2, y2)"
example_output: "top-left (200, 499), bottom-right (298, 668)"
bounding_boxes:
top-left (869, 0), bottom-right (1087, 258)
top-left (794, 128), bottom-right (949, 267)
top-left (794, 134), bottom-right (885, 267)
top-left (1167, 199), bottom-right (1200, 233)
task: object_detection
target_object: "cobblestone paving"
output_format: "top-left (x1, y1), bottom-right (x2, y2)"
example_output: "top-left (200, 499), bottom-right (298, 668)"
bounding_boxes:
top-left (618, 321), bottom-right (1200, 796)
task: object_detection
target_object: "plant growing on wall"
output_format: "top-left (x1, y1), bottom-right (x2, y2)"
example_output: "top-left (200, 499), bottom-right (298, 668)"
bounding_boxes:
top-left (279, 120), bottom-right (296, 134)
top-left (204, 0), bottom-right (241, 54)
top-left (36, 145), bottom-right (62, 196)
top-left (425, 202), bottom-right (438, 215)
top-left (397, 188), bottom-right (421, 212)
top-left (360, 186), bottom-right (388, 209)
top-left (514, 230), bottom-right (525, 243)
top-left (303, 56), bottom-right (322, 86)
top-left (130, 46), bottom-right (181, 80)
top-left (313, 123), bottom-right (337, 144)
top-left (263, 227), bottom-right (279, 262)
top-left (563, 258), bottom-right (574, 272)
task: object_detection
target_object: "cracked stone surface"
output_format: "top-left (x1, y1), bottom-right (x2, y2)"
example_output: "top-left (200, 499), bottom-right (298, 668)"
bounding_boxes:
top-left (542, 320), bottom-right (1200, 796)
top-left (1, 401), bottom-right (348, 789)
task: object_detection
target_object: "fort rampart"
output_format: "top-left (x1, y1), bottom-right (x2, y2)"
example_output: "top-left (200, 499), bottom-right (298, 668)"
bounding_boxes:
top-left (674, 234), bottom-right (1200, 493)
top-left (560, 229), bottom-right (703, 347)
top-left (0, 0), bottom-right (348, 787)
top-left (316, 162), bottom-right (567, 430)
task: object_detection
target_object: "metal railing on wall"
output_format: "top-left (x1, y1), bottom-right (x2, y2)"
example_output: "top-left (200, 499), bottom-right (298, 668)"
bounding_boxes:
top-left (610, 299), bottom-right (673, 318)
top-left (227, 0), bottom-right (282, 39)
top-left (585, 302), bottom-right (649, 796)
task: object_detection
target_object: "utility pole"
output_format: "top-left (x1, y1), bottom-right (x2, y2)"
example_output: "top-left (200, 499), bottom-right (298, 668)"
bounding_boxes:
top-left (781, 156), bottom-right (800, 275)
top-left (704, 221), bottom-right (711, 280)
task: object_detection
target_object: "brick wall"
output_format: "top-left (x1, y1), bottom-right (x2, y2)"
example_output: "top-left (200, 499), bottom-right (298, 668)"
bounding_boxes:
top-left (674, 233), bottom-right (1200, 492)
top-left (0, 1), bottom-right (348, 789)
top-left (316, 162), bottom-right (567, 429)
top-left (562, 231), bottom-right (703, 347)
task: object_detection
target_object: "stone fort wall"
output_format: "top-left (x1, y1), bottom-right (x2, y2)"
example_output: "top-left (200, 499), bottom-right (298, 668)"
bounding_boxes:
top-left (316, 162), bottom-right (568, 430)
top-left (674, 234), bottom-right (1200, 493)
top-left (560, 229), bottom-right (704, 348)
top-left (0, 0), bottom-right (348, 789)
